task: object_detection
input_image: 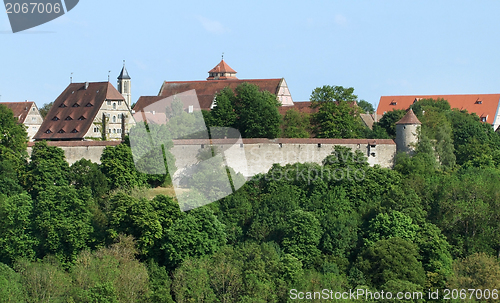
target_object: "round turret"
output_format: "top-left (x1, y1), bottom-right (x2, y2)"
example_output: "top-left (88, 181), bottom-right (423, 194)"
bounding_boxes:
top-left (395, 109), bottom-right (421, 153)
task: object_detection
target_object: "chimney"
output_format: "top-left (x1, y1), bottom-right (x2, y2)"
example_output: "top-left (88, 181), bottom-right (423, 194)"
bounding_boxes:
top-left (85, 82), bottom-right (89, 90)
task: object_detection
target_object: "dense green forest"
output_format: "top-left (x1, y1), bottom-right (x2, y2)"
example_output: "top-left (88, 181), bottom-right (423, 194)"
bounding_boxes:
top-left (2, 96), bottom-right (500, 302)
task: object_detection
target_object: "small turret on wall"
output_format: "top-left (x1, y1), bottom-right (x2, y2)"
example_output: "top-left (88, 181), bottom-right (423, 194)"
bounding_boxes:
top-left (395, 108), bottom-right (421, 154)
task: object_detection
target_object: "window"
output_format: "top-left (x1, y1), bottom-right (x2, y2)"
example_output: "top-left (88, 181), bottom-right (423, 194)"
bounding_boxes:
top-left (118, 101), bottom-right (122, 106)
top-left (57, 129), bottom-right (65, 133)
top-left (107, 101), bottom-right (111, 105)
top-left (59, 104), bottom-right (67, 108)
top-left (52, 116), bottom-right (59, 121)
top-left (94, 127), bottom-right (99, 132)
top-left (117, 129), bottom-right (122, 134)
top-left (65, 116), bottom-right (73, 120)
top-left (390, 101), bottom-right (397, 105)
top-left (32, 117), bottom-right (36, 121)
top-left (86, 103), bottom-right (93, 107)
top-left (113, 103), bottom-right (116, 110)
top-left (188, 105), bottom-right (193, 113)
top-left (72, 103), bottom-right (79, 107)
top-left (113, 129), bottom-right (116, 133)
top-left (45, 129), bottom-right (52, 134)
top-left (108, 129), bottom-right (111, 133)
top-left (71, 129), bottom-right (78, 133)
top-left (32, 107), bottom-right (35, 111)
top-left (112, 116), bottom-right (116, 123)
top-left (481, 117), bottom-right (487, 122)
top-left (78, 116), bottom-right (86, 120)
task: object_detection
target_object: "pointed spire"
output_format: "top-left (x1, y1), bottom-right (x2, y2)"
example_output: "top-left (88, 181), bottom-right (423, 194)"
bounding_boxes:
top-left (396, 108), bottom-right (421, 125)
top-left (118, 60), bottom-right (131, 80)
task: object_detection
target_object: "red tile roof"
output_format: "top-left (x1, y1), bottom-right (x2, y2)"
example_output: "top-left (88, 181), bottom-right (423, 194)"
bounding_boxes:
top-left (208, 59), bottom-right (236, 74)
top-left (377, 94), bottom-right (500, 124)
top-left (133, 78), bottom-right (284, 112)
top-left (34, 82), bottom-right (125, 141)
top-left (396, 109), bottom-right (421, 125)
top-left (278, 101), bottom-right (318, 116)
top-left (0, 101), bottom-right (35, 123)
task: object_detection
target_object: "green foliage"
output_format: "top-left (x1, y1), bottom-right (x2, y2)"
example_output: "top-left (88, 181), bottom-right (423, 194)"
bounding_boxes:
top-left (0, 193), bottom-right (36, 265)
top-left (365, 211), bottom-right (418, 246)
top-left (357, 237), bottom-right (426, 288)
top-left (0, 104), bottom-right (28, 157)
top-left (15, 256), bottom-right (72, 303)
top-left (26, 141), bottom-right (69, 198)
top-left (233, 83), bottom-right (282, 138)
top-left (100, 143), bottom-right (146, 190)
top-left (448, 253), bottom-right (500, 302)
top-left (282, 108), bottom-right (311, 138)
top-left (32, 186), bottom-right (93, 266)
top-left (374, 109), bottom-right (405, 139)
top-left (70, 236), bottom-right (149, 303)
top-left (310, 85), bottom-right (358, 104)
top-left (162, 207), bottom-right (226, 268)
top-left (357, 100), bottom-right (375, 114)
top-left (282, 210), bottom-right (322, 267)
top-left (211, 87), bottom-right (237, 128)
top-left (0, 263), bottom-right (26, 302)
top-left (70, 159), bottom-right (109, 200)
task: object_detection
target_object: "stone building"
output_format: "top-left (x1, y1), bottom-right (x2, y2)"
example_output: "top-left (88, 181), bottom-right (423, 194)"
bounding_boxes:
top-left (0, 101), bottom-right (43, 141)
top-left (395, 109), bottom-right (421, 154)
top-left (34, 81), bottom-right (134, 141)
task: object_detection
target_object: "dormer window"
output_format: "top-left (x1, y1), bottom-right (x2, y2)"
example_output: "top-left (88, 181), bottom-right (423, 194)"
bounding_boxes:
top-left (86, 103), bottom-right (93, 107)
top-left (78, 116), bottom-right (86, 120)
top-left (71, 129), bottom-right (78, 133)
top-left (45, 129), bottom-right (52, 134)
top-left (57, 129), bottom-right (65, 133)
top-left (481, 116), bottom-right (487, 122)
top-left (476, 100), bottom-right (483, 104)
top-left (52, 116), bottom-right (60, 121)
top-left (72, 103), bottom-right (80, 107)
top-left (65, 116), bottom-right (73, 121)
top-left (390, 101), bottom-right (397, 105)
top-left (59, 104), bottom-right (67, 108)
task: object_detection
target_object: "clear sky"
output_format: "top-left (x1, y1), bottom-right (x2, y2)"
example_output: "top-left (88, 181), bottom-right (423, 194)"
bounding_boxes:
top-left (1, 1), bottom-right (500, 110)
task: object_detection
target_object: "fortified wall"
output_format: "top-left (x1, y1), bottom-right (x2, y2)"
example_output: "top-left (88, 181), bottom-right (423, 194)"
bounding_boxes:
top-left (27, 138), bottom-right (396, 178)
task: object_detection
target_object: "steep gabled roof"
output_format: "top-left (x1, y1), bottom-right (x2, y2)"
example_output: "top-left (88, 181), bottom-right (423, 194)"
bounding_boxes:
top-left (143, 78), bottom-right (283, 111)
top-left (377, 94), bottom-right (500, 124)
top-left (396, 109), bottom-right (421, 125)
top-left (34, 82), bottom-right (125, 141)
top-left (0, 101), bottom-right (35, 123)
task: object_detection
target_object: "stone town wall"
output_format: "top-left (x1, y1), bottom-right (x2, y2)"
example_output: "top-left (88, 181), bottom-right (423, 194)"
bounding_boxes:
top-left (27, 138), bottom-right (396, 178)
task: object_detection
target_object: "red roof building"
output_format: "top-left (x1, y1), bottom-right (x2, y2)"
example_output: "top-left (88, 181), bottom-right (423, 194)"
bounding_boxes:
top-left (133, 59), bottom-right (295, 114)
top-left (377, 94), bottom-right (500, 129)
top-left (34, 82), bottom-right (135, 141)
top-left (0, 101), bottom-right (43, 141)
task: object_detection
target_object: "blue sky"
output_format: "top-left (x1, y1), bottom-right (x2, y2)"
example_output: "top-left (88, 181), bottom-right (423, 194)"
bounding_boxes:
top-left (1, 1), bottom-right (500, 110)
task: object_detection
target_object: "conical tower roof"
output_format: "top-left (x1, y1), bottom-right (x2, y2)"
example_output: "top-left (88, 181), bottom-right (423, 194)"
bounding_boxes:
top-left (396, 108), bottom-right (421, 125)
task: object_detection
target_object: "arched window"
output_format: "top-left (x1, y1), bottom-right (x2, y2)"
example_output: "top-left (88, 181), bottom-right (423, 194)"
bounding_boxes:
top-left (113, 103), bottom-right (116, 109)
top-left (112, 115), bottom-right (116, 123)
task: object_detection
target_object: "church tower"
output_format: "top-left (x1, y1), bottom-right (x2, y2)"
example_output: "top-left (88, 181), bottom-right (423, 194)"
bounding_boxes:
top-left (395, 108), bottom-right (421, 154)
top-left (117, 61), bottom-right (131, 107)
